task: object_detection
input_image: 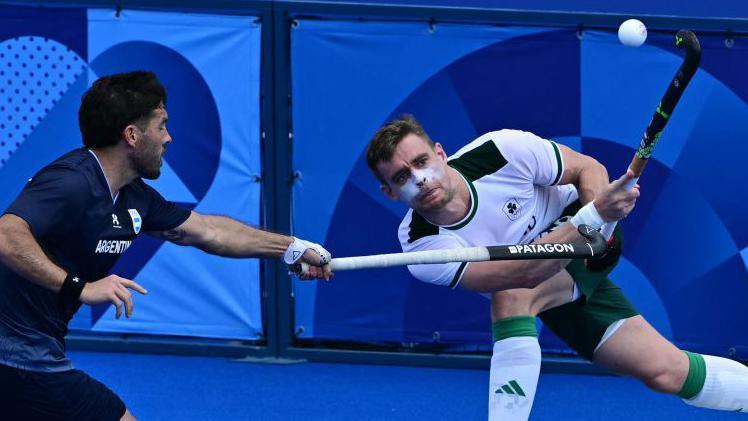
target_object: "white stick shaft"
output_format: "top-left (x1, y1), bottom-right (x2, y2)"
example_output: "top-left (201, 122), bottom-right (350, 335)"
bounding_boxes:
top-left (330, 247), bottom-right (491, 271)
top-left (600, 175), bottom-right (639, 239)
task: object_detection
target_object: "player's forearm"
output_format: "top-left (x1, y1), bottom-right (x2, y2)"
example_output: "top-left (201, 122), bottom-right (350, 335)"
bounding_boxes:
top-left (0, 214), bottom-right (67, 292)
top-left (575, 159), bottom-right (609, 204)
top-left (460, 223), bottom-right (579, 292)
top-left (197, 215), bottom-right (292, 258)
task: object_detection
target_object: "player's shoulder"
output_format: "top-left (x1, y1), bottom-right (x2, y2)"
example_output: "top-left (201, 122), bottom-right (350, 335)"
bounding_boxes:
top-left (487, 129), bottom-right (550, 147)
top-left (121, 177), bottom-right (162, 204)
top-left (30, 149), bottom-right (94, 191)
top-left (126, 177), bottom-right (150, 193)
top-left (447, 131), bottom-right (515, 181)
top-left (398, 209), bottom-right (439, 246)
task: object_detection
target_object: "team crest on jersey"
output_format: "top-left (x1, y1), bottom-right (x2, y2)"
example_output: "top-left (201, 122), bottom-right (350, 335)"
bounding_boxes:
top-left (502, 198), bottom-right (522, 221)
top-left (128, 209), bottom-right (142, 234)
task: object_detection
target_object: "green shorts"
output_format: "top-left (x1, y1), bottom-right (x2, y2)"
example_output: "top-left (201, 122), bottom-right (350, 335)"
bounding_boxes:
top-left (535, 200), bottom-right (638, 360)
top-left (538, 260), bottom-right (639, 361)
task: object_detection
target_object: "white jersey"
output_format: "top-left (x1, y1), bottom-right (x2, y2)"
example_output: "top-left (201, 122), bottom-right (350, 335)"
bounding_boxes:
top-left (397, 129), bottom-right (578, 288)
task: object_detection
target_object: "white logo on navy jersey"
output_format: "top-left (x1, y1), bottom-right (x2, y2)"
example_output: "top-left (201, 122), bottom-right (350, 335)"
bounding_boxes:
top-left (95, 240), bottom-right (132, 254)
top-left (112, 214), bottom-right (121, 229)
top-left (128, 209), bottom-right (142, 234)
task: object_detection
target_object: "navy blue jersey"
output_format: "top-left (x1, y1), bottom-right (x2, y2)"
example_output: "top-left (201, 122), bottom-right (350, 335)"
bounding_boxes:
top-left (0, 149), bottom-right (190, 372)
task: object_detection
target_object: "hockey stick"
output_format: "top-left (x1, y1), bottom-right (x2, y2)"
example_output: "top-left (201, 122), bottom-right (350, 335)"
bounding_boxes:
top-left (601, 30), bottom-right (701, 239)
top-left (297, 225), bottom-right (605, 272)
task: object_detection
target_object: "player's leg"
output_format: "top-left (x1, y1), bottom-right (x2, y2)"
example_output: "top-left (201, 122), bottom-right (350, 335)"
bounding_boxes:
top-left (593, 316), bottom-right (687, 392)
top-left (594, 315), bottom-right (748, 413)
top-left (489, 270), bottom-right (577, 421)
top-left (0, 363), bottom-right (128, 421)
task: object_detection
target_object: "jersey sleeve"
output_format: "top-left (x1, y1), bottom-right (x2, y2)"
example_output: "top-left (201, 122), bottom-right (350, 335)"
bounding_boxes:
top-left (140, 181), bottom-right (191, 232)
top-left (399, 220), bottom-right (470, 289)
top-left (4, 167), bottom-right (89, 238)
top-left (492, 130), bottom-right (564, 186)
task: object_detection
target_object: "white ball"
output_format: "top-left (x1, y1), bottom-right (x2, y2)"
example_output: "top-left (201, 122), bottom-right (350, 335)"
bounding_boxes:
top-left (618, 19), bottom-right (647, 47)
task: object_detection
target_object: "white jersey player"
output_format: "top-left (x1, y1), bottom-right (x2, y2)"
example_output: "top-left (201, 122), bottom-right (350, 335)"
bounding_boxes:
top-left (366, 116), bottom-right (748, 420)
top-left (398, 129), bottom-right (578, 289)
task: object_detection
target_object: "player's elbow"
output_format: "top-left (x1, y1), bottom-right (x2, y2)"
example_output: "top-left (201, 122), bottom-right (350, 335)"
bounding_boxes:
top-left (578, 155), bottom-right (607, 178)
top-left (193, 215), bottom-right (223, 254)
top-left (0, 220), bottom-right (9, 257)
top-left (593, 159), bottom-right (608, 178)
top-left (0, 215), bottom-right (29, 258)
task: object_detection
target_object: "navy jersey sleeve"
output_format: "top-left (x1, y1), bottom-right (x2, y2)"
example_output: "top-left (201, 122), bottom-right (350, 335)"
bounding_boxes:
top-left (4, 167), bottom-right (89, 238)
top-left (141, 182), bottom-right (191, 232)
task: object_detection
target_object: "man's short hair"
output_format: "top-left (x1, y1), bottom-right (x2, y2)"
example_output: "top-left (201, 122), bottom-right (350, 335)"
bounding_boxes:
top-left (366, 115), bottom-right (434, 183)
top-left (78, 71), bottom-right (167, 148)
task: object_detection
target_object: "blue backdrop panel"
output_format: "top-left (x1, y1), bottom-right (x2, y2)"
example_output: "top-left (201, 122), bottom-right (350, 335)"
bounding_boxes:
top-left (281, 0), bottom-right (748, 19)
top-left (291, 21), bottom-right (748, 357)
top-left (0, 6), bottom-right (263, 340)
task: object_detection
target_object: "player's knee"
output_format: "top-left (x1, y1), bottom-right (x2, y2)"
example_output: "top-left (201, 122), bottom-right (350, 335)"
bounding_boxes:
top-left (491, 290), bottom-right (533, 318)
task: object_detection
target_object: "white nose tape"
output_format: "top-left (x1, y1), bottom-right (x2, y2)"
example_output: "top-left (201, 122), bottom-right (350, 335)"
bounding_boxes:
top-left (399, 168), bottom-right (435, 203)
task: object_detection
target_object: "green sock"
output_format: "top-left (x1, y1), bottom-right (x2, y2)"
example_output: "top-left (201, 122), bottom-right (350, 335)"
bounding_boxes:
top-left (678, 351), bottom-right (706, 399)
top-left (492, 315), bottom-right (537, 342)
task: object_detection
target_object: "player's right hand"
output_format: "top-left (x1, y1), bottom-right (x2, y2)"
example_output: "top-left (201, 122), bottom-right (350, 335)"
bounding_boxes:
top-left (284, 237), bottom-right (333, 281)
top-left (594, 169), bottom-right (640, 222)
top-left (79, 275), bottom-right (148, 319)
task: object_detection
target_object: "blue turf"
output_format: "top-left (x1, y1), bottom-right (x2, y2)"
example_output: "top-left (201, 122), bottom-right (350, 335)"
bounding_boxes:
top-left (68, 351), bottom-right (744, 420)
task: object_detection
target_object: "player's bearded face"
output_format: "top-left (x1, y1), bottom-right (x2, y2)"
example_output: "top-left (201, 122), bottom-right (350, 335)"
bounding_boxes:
top-left (132, 108), bottom-right (171, 180)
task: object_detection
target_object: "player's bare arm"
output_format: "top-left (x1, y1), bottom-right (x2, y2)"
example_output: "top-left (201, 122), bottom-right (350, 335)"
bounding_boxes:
top-left (459, 169), bottom-right (638, 293)
top-left (0, 214), bottom-right (68, 291)
top-left (0, 213), bottom-right (147, 319)
top-left (556, 144), bottom-right (610, 204)
top-left (149, 211), bottom-right (332, 280)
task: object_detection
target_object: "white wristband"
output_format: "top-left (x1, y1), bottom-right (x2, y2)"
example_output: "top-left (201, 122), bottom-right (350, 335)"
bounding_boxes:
top-left (283, 237), bottom-right (331, 266)
top-left (569, 201), bottom-right (605, 230)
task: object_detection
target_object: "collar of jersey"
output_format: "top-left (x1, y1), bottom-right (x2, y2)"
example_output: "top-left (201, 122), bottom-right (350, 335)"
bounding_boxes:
top-left (441, 170), bottom-right (478, 231)
top-left (88, 149), bottom-right (119, 204)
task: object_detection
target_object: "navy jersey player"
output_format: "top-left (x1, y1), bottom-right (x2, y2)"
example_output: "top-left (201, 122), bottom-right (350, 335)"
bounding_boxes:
top-left (0, 71), bottom-right (331, 421)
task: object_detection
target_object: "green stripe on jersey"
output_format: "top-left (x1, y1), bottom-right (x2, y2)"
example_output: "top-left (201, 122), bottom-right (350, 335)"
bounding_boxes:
top-left (550, 141), bottom-right (563, 185)
top-left (407, 212), bottom-right (439, 244)
top-left (447, 139), bottom-right (508, 182)
top-left (449, 262), bottom-right (468, 288)
top-left (443, 173), bottom-right (478, 230)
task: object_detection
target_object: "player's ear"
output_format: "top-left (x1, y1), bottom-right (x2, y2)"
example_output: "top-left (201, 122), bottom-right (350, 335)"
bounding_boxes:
top-left (434, 142), bottom-right (447, 160)
top-left (380, 184), bottom-right (397, 200)
top-left (122, 125), bottom-right (139, 147)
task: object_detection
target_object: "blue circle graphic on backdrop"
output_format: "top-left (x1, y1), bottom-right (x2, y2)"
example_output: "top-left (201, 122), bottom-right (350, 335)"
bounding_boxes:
top-left (89, 41), bottom-right (222, 322)
top-left (315, 29), bottom-right (748, 354)
top-left (90, 41), bottom-right (221, 202)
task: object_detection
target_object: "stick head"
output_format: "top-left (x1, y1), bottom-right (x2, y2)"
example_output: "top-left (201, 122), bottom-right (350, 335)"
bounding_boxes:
top-left (675, 30), bottom-right (701, 69)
